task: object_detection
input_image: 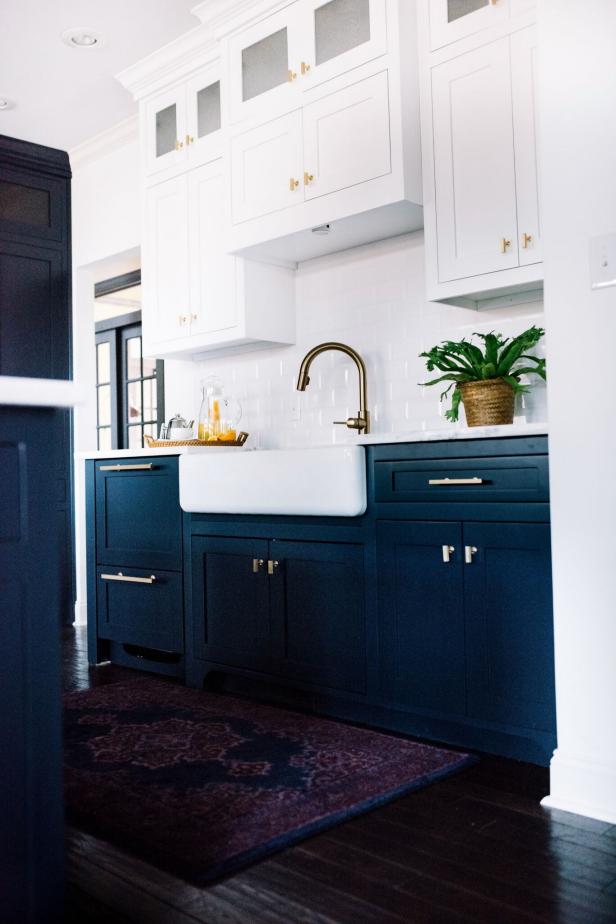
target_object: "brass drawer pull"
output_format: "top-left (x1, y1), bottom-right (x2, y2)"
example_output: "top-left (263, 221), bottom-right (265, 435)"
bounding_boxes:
top-left (101, 572), bottom-right (157, 584)
top-left (428, 477), bottom-right (484, 486)
top-left (99, 463), bottom-right (154, 472)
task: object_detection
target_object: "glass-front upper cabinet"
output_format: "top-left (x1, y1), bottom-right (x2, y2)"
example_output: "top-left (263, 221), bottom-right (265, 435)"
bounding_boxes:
top-left (144, 66), bottom-right (223, 177)
top-left (429, 0), bottom-right (509, 50)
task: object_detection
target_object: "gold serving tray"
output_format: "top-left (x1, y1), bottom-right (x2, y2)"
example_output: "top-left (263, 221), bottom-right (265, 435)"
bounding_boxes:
top-left (144, 432), bottom-right (249, 448)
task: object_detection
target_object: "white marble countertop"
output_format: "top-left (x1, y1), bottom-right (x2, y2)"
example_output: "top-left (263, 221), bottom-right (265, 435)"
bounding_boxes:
top-left (0, 375), bottom-right (86, 408)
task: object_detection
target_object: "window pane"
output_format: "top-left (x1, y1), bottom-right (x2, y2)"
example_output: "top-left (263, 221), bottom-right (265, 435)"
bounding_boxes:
top-left (197, 81), bottom-right (221, 138)
top-left (127, 381), bottom-right (142, 422)
top-left (142, 355), bottom-right (156, 378)
top-left (156, 103), bottom-right (177, 158)
top-left (128, 425), bottom-right (143, 449)
top-left (242, 28), bottom-right (289, 102)
top-left (97, 427), bottom-right (112, 451)
top-left (143, 423), bottom-right (156, 440)
top-left (126, 336), bottom-right (142, 380)
top-left (0, 180), bottom-right (50, 227)
top-left (96, 341), bottom-right (110, 385)
top-left (143, 378), bottom-right (157, 422)
top-left (447, 0), bottom-right (489, 23)
top-left (97, 385), bottom-right (111, 426)
top-left (315, 0), bottom-right (370, 66)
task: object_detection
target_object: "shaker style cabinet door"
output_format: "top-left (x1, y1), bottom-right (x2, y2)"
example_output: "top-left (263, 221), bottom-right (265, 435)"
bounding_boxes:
top-left (231, 109), bottom-right (304, 223)
top-left (299, 0), bottom-right (388, 92)
top-left (377, 521), bottom-right (467, 715)
top-left (429, 0), bottom-right (509, 51)
top-left (142, 175), bottom-right (191, 347)
top-left (186, 66), bottom-right (223, 168)
top-left (511, 26), bottom-right (542, 266)
top-left (144, 85), bottom-right (188, 176)
top-left (302, 70), bottom-right (391, 202)
top-left (432, 38), bottom-right (519, 282)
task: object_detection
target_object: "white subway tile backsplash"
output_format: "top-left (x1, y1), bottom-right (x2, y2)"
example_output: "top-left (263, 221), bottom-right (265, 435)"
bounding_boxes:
top-left (169, 231), bottom-right (546, 447)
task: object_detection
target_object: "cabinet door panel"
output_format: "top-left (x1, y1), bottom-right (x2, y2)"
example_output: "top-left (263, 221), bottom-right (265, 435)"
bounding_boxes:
top-left (143, 175), bottom-right (190, 347)
top-left (463, 522), bottom-right (555, 732)
top-left (186, 66), bottom-right (223, 168)
top-left (231, 110), bottom-right (303, 223)
top-left (511, 26), bottom-right (542, 265)
top-left (188, 163), bottom-right (239, 336)
top-left (429, 0), bottom-right (509, 51)
top-left (432, 39), bottom-right (519, 281)
top-left (303, 70), bottom-right (391, 201)
top-left (377, 521), bottom-right (466, 714)
top-left (269, 539), bottom-right (366, 693)
top-left (0, 166), bottom-right (66, 243)
top-left (97, 567), bottom-right (183, 652)
top-left (191, 537), bottom-right (271, 671)
top-left (144, 86), bottom-right (187, 176)
top-left (301, 0), bottom-right (387, 91)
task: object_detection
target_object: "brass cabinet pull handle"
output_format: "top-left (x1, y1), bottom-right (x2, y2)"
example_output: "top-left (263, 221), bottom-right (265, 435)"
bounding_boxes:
top-left (101, 572), bottom-right (157, 584)
top-left (522, 232), bottom-right (533, 249)
top-left (186, 134), bottom-right (194, 146)
top-left (267, 560), bottom-right (280, 576)
top-left (175, 139), bottom-right (184, 150)
top-left (500, 237), bottom-right (511, 253)
top-left (289, 177), bottom-right (300, 191)
top-left (288, 69), bottom-right (297, 82)
top-left (252, 558), bottom-right (264, 573)
top-left (99, 463), bottom-right (154, 472)
top-left (304, 171), bottom-right (314, 186)
top-left (442, 545), bottom-right (455, 564)
top-left (301, 61), bottom-right (311, 75)
top-left (179, 314), bottom-right (189, 326)
top-left (428, 477), bottom-right (484, 486)
top-left (464, 546), bottom-right (478, 565)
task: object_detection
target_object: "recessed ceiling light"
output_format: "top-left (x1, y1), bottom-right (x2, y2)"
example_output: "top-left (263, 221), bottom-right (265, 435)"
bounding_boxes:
top-left (0, 97), bottom-right (14, 111)
top-left (61, 27), bottom-right (103, 49)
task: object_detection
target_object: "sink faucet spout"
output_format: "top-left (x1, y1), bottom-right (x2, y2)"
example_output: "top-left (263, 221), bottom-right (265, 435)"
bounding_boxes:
top-left (296, 341), bottom-right (370, 435)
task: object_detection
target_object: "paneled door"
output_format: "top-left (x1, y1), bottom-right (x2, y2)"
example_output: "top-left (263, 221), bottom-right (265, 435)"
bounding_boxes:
top-left (302, 70), bottom-right (391, 201)
top-left (429, 0), bottom-right (509, 50)
top-left (144, 85), bottom-right (188, 176)
top-left (186, 66), bottom-right (223, 168)
top-left (432, 38), bottom-right (519, 282)
top-left (511, 26), bottom-right (542, 265)
top-left (377, 521), bottom-right (467, 714)
top-left (231, 109), bottom-right (304, 223)
top-left (142, 175), bottom-right (191, 347)
top-left (300, 0), bottom-right (388, 91)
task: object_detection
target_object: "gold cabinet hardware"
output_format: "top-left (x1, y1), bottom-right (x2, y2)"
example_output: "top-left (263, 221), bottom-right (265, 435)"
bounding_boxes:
top-left (287, 69), bottom-right (297, 82)
top-left (442, 545), bottom-right (455, 564)
top-left (267, 559), bottom-right (280, 576)
top-left (429, 477), bottom-right (484, 486)
top-left (179, 314), bottom-right (189, 326)
top-left (186, 134), bottom-right (194, 146)
top-left (289, 177), bottom-right (300, 191)
top-left (252, 558), bottom-right (265, 573)
top-left (301, 61), bottom-right (311, 75)
top-left (522, 232), bottom-right (533, 249)
top-left (191, 313), bottom-right (198, 322)
top-left (99, 463), bottom-right (154, 472)
top-left (174, 139), bottom-right (184, 150)
top-left (464, 546), bottom-right (478, 564)
top-left (500, 237), bottom-right (511, 253)
top-left (304, 171), bottom-right (314, 186)
top-left (101, 572), bottom-right (157, 584)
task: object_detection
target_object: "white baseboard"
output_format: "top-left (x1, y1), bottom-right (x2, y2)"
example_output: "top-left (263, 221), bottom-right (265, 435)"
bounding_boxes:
top-left (541, 748), bottom-right (616, 824)
top-left (74, 600), bottom-right (88, 626)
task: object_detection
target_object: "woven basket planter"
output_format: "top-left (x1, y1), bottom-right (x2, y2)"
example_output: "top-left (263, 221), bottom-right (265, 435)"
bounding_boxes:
top-left (459, 378), bottom-right (515, 427)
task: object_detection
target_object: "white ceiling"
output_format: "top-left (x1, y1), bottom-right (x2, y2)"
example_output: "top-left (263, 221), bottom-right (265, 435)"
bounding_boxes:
top-left (0, 0), bottom-right (201, 152)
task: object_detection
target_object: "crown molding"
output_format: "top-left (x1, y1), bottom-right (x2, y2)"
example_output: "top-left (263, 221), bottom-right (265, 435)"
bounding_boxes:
top-left (0, 132), bottom-right (71, 178)
top-left (191, 0), bottom-right (295, 37)
top-left (116, 24), bottom-right (219, 100)
top-left (69, 115), bottom-right (139, 170)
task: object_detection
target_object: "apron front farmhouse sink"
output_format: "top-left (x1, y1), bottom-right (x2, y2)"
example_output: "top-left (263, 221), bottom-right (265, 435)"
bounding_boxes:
top-left (179, 445), bottom-right (366, 517)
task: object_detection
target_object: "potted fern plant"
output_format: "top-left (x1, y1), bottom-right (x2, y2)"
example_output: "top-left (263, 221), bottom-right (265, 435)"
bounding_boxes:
top-left (420, 326), bottom-right (546, 426)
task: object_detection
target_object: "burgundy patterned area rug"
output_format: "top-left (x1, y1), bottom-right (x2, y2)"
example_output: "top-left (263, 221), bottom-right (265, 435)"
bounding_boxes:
top-left (64, 678), bottom-right (474, 884)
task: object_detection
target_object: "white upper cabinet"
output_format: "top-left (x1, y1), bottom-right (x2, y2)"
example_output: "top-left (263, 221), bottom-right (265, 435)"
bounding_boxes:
top-left (432, 39), bottom-right (518, 282)
top-left (185, 67), bottom-right (224, 168)
top-left (428, 0), bottom-right (509, 50)
top-left (145, 86), bottom-right (188, 176)
top-left (511, 26), bottom-right (541, 266)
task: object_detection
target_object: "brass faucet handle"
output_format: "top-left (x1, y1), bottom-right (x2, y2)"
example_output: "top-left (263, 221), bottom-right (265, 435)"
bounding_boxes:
top-left (333, 413), bottom-right (369, 433)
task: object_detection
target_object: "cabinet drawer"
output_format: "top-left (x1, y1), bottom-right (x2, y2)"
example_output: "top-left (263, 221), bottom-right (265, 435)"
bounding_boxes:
top-left (374, 455), bottom-right (549, 504)
top-left (96, 566), bottom-right (183, 652)
top-left (95, 456), bottom-right (182, 569)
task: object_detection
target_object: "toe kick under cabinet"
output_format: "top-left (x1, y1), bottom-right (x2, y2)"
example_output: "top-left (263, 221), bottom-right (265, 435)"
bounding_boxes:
top-left (86, 456), bottom-right (185, 678)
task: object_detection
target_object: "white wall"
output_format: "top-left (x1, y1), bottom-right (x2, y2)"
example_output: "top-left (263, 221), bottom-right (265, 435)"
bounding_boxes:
top-left (539, 0), bottom-right (616, 823)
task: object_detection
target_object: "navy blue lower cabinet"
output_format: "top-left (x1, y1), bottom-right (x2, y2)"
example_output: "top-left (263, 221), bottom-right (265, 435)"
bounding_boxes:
top-left (269, 539), bottom-right (367, 694)
top-left (96, 566), bottom-right (184, 652)
top-left (191, 536), bottom-right (272, 672)
top-left (463, 522), bottom-right (556, 734)
top-left (376, 521), bottom-right (467, 715)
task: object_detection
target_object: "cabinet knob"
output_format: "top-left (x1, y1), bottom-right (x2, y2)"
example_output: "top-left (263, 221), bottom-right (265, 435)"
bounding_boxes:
top-left (304, 171), bottom-right (315, 186)
top-left (178, 314), bottom-right (188, 325)
top-left (186, 134), bottom-right (194, 146)
top-left (500, 238), bottom-right (511, 253)
top-left (191, 313), bottom-right (198, 322)
top-left (442, 545), bottom-right (455, 564)
top-left (267, 559), bottom-right (280, 576)
top-left (175, 139), bottom-right (184, 150)
top-left (252, 558), bottom-right (264, 573)
top-left (288, 69), bottom-right (297, 82)
top-left (464, 545), bottom-right (478, 564)
top-left (301, 61), bottom-right (311, 75)
top-left (522, 232), bottom-right (533, 249)
top-left (289, 177), bottom-right (300, 191)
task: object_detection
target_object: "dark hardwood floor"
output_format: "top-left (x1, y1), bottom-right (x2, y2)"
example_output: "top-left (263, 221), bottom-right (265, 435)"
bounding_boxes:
top-left (63, 627), bottom-right (616, 924)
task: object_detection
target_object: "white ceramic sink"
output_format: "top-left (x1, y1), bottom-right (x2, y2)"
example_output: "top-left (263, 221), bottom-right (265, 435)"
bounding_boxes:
top-left (179, 445), bottom-right (366, 517)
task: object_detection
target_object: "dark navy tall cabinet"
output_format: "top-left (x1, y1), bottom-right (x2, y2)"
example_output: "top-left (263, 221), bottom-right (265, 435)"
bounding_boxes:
top-left (0, 135), bottom-right (73, 922)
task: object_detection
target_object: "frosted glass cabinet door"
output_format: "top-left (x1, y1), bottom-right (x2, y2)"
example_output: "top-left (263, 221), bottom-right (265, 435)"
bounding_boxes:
top-left (227, 4), bottom-right (303, 123)
top-left (301, 0), bottom-right (387, 90)
top-left (186, 66), bottom-right (223, 167)
top-left (511, 26), bottom-right (541, 265)
top-left (431, 38), bottom-right (519, 281)
top-left (429, 0), bottom-right (509, 50)
top-left (144, 87), bottom-right (187, 176)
